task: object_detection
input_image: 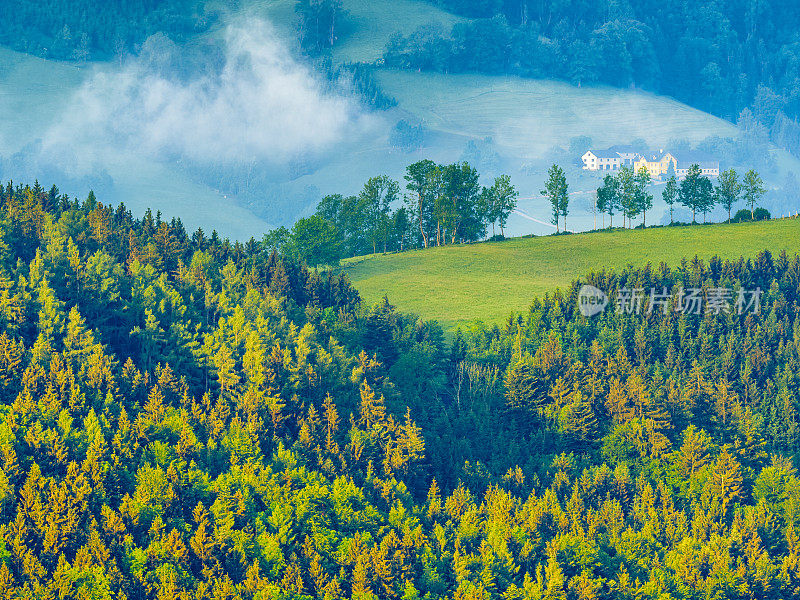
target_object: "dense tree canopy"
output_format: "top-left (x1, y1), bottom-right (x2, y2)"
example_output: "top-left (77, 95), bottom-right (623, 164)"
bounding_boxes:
top-left (1, 179), bottom-right (800, 598)
top-left (0, 0), bottom-right (205, 60)
top-left (269, 160), bottom-right (519, 263)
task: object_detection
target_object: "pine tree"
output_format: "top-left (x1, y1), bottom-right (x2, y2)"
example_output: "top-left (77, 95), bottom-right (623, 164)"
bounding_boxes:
top-left (561, 391), bottom-right (599, 450)
top-left (427, 479), bottom-right (442, 520)
top-left (711, 446), bottom-right (745, 515)
top-left (605, 378), bottom-right (634, 424)
top-left (504, 353), bottom-right (544, 412)
top-left (385, 408), bottom-right (425, 476)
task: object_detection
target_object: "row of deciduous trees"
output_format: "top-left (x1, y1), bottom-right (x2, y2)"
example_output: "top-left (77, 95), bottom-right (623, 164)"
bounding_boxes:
top-left (541, 163), bottom-right (768, 232)
top-left (656, 165), bottom-right (767, 224)
top-left (264, 160), bottom-right (519, 265)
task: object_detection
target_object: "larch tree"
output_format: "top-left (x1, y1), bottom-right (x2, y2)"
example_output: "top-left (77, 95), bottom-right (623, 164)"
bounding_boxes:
top-left (711, 446), bottom-right (744, 515)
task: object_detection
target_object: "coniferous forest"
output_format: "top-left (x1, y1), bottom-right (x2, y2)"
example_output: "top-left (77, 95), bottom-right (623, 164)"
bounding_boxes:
top-left (0, 0), bottom-right (204, 61)
top-left (1, 180), bottom-right (800, 598)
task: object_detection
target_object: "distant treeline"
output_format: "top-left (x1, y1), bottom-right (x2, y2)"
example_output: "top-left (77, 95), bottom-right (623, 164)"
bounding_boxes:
top-left (266, 158), bottom-right (771, 267)
top-left (264, 160), bottom-right (519, 266)
top-left (0, 0), bottom-right (207, 60)
top-left (380, 0), bottom-right (800, 158)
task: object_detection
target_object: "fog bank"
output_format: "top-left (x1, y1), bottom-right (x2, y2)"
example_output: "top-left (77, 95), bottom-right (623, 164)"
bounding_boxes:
top-left (45, 18), bottom-right (371, 169)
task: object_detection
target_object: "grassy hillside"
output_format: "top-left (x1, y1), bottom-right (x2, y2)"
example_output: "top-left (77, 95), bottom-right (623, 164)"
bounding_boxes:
top-left (376, 70), bottom-right (739, 157)
top-left (342, 219), bottom-right (800, 331)
top-left (243, 0), bottom-right (465, 63)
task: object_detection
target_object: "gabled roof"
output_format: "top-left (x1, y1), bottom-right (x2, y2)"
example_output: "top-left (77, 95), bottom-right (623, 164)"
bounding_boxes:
top-left (636, 150), bottom-right (673, 162)
top-left (586, 149), bottom-right (622, 159)
top-left (609, 144), bottom-right (646, 155)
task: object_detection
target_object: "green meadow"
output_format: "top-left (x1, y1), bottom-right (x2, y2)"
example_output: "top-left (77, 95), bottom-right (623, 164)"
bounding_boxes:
top-left (342, 219), bottom-right (800, 331)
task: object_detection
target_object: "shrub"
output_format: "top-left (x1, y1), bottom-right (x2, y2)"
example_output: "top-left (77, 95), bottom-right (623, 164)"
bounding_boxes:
top-left (732, 208), bottom-right (771, 222)
top-left (390, 120), bottom-right (427, 152)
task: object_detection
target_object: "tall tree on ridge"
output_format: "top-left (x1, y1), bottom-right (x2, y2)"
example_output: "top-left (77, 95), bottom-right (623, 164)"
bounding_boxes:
top-left (618, 166), bottom-right (639, 228)
top-left (541, 164), bottom-right (568, 233)
top-left (404, 160), bottom-right (438, 248)
top-left (635, 166), bottom-right (653, 227)
top-left (742, 169), bottom-right (766, 220)
top-left (439, 162), bottom-right (482, 244)
top-left (596, 173), bottom-right (620, 228)
top-left (679, 164), bottom-right (713, 223)
top-left (715, 169), bottom-right (741, 223)
top-left (485, 174), bottom-right (518, 238)
top-left (662, 174), bottom-right (678, 224)
top-left (360, 176), bottom-right (400, 254)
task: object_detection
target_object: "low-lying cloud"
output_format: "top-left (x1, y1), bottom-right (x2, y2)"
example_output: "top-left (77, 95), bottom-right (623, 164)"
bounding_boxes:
top-left (45, 18), bottom-right (371, 168)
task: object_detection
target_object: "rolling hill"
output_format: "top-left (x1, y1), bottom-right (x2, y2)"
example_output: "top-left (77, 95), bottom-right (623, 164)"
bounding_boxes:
top-left (1, 0), bottom-right (798, 239)
top-left (235, 0), bottom-right (800, 234)
top-left (342, 219), bottom-right (800, 332)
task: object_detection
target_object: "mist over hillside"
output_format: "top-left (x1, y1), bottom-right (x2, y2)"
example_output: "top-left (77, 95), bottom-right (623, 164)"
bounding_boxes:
top-left (46, 20), bottom-right (371, 168)
top-left (0, 15), bottom-right (388, 236)
top-left (5, 4), bottom-right (800, 599)
top-left (2, 0), bottom-right (800, 239)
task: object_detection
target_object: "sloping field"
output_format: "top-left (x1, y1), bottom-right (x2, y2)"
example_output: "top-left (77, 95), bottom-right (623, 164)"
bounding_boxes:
top-left (244, 0), bottom-right (465, 63)
top-left (376, 70), bottom-right (740, 158)
top-left (343, 219), bottom-right (800, 331)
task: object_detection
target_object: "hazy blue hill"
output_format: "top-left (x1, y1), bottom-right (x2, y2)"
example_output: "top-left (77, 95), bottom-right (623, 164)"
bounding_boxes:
top-left (0, 48), bottom-right (271, 240)
top-left (242, 0), bottom-right (466, 63)
top-left (2, 0), bottom-right (798, 238)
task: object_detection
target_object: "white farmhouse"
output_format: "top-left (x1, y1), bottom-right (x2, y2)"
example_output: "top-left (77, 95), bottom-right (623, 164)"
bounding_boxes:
top-left (582, 147), bottom-right (721, 180)
top-left (582, 149), bottom-right (622, 171)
